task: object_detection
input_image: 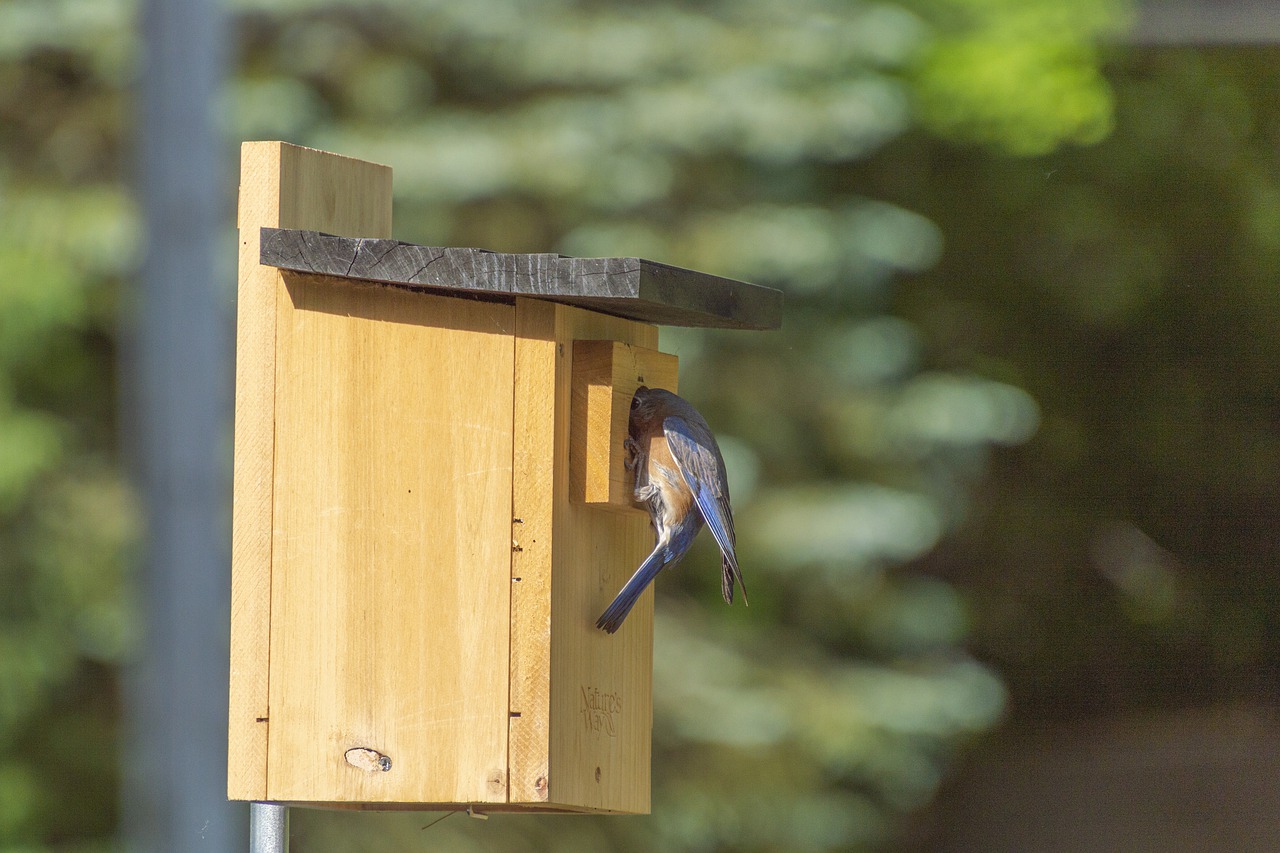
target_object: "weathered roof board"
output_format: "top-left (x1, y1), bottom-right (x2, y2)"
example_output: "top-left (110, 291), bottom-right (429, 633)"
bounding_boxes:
top-left (260, 227), bottom-right (783, 330)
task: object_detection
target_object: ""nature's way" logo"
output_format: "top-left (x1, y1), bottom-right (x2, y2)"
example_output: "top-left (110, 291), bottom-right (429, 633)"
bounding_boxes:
top-left (580, 685), bottom-right (622, 737)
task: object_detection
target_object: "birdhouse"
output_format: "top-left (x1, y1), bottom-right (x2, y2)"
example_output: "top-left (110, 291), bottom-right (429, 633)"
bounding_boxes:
top-left (228, 142), bottom-right (781, 814)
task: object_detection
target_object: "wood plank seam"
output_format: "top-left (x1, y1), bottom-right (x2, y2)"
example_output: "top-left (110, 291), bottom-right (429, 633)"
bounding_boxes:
top-left (259, 151), bottom-right (284, 802)
top-left (505, 324), bottom-right (518, 803)
top-left (507, 299), bottom-right (555, 804)
top-left (262, 260), bottom-right (280, 795)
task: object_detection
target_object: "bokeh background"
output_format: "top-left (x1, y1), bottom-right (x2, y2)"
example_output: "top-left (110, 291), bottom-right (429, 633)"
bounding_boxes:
top-left (3, 0), bottom-right (1279, 850)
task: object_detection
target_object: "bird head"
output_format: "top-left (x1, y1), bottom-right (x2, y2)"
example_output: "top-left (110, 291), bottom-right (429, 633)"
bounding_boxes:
top-left (629, 385), bottom-right (668, 437)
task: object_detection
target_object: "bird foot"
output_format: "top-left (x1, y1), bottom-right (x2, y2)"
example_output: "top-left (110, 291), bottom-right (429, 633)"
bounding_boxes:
top-left (624, 437), bottom-right (641, 472)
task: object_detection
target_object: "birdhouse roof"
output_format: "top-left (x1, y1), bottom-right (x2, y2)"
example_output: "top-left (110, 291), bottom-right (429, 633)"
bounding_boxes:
top-left (260, 228), bottom-right (782, 330)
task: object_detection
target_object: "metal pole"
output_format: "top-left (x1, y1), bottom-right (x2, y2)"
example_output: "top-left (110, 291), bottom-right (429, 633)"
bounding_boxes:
top-left (126, 0), bottom-right (238, 850)
top-left (250, 804), bottom-right (290, 853)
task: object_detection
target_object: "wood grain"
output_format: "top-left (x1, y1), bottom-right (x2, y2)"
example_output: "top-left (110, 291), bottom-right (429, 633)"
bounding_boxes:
top-left (234, 142), bottom-right (665, 812)
top-left (507, 305), bottom-right (659, 813)
top-left (230, 142), bottom-right (392, 799)
top-left (266, 277), bottom-right (515, 804)
top-left (508, 299), bottom-right (557, 804)
top-left (555, 309), bottom-right (658, 813)
top-left (259, 227), bottom-right (784, 331)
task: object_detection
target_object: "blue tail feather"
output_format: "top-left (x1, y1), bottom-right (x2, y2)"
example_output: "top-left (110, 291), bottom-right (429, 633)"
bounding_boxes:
top-left (596, 545), bottom-right (668, 633)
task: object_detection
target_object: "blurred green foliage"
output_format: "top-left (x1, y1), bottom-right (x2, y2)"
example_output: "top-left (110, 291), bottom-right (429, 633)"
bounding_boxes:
top-left (868, 48), bottom-right (1280, 727)
top-left (0, 0), bottom-right (138, 846)
top-left (904, 0), bottom-right (1130, 154)
top-left (32, 0), bottom-right (1280, 852)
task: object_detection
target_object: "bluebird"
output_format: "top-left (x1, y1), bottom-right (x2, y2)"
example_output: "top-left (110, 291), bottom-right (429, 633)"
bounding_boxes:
top-left (596, 386), bottom-right (746, 633)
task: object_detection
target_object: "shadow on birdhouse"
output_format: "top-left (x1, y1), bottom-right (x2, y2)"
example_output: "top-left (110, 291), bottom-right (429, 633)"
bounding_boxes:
top-left (228, 142), bottom-right (781, 814)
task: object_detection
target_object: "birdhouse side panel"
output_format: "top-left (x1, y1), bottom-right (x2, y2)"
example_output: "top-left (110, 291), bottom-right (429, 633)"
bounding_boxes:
top-left (230, 141), bottom-right (393, 799)
top-left (553, 306), bottom-right (658, 814)
top-left (265, 275), bottom-right (516, 804)
top-left (507, 300), bottom-right (660, 813)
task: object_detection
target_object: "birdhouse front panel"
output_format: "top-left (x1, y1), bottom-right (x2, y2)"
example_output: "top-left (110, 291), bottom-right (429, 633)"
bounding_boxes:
top-left (266, 275), bottom-right (517, 805)
top-left (234, 274), bottom-right (666, 811)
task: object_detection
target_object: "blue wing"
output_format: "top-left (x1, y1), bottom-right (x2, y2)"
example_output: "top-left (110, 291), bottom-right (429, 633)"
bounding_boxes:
top-left (663, 416), bottom-right (747, 605)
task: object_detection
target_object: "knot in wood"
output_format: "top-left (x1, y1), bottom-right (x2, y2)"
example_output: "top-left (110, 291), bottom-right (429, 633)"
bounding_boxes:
top-left (344, 747), bottom-right (392, 773)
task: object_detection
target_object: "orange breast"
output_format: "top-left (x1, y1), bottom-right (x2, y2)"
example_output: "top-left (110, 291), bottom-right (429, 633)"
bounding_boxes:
top-left (646, 433), bottom-right (694, 523)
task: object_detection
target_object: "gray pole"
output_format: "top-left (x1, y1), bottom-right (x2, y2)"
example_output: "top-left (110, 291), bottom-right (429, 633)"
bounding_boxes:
top-left (125, 0), bottom-right (240, 850)
top-left (250, 804), bottom-right (290, 853)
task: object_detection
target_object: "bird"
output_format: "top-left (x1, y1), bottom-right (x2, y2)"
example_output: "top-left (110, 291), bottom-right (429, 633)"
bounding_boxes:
top-left (596, 386), bottom-right (746, 633)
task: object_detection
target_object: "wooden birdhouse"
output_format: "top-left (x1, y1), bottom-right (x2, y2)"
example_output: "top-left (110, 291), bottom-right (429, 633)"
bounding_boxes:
top-left (228, 142), bottom-right (781, 814)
